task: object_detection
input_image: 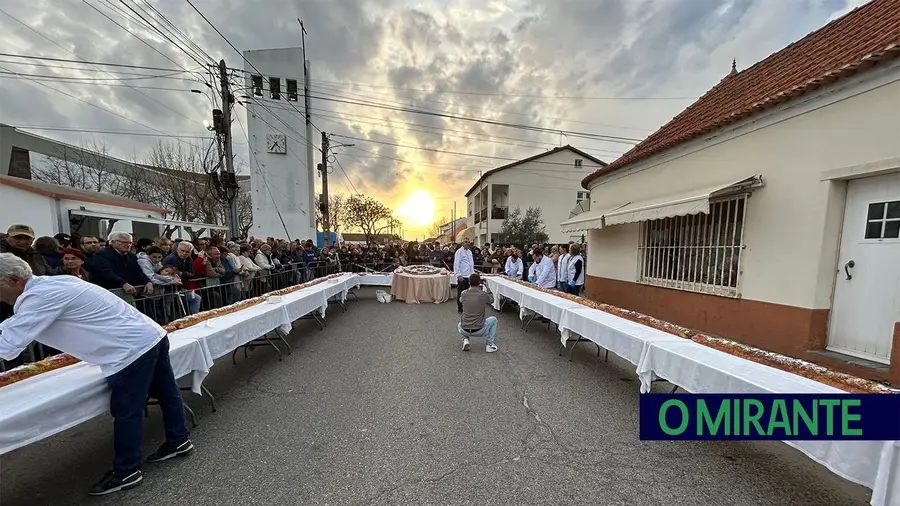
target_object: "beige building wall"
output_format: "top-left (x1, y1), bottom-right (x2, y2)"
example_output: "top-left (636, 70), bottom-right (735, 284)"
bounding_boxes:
top-left (586, 75), bottom-right (900, 310)
top-left (467, 148), bottom-right (604, 245)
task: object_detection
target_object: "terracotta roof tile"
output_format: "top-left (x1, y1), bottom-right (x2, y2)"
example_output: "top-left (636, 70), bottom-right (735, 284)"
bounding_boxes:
top-left (583, 0), bottom-right (900, 188)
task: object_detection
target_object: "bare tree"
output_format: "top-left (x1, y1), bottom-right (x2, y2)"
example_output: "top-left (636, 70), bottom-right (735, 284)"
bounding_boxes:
top-left (344, 194), bottom-right (393, 245)
top-left (315, 192), bottom-right (347, 234)
top-left (238, 191), bottom-right (253, 238)
top-left (32, 140), bottom-right (148, 199)
top-left (427, 217), bottom-right (446, 239)
top-left (143, 140), bottom-right (225, 241)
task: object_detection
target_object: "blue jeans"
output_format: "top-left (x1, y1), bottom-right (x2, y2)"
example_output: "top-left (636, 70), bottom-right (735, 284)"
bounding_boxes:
top-left (458, 316), bottom-right (498, 346)
top-left (106, 336), bottom-right (190, 475)
top-left (185, 290), bottom-right (201, 315)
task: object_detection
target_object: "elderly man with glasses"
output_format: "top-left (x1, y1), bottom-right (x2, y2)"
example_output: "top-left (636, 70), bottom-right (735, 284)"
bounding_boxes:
top-left (0, 253), bottom-right (193, 495)
top-left (89, 232), bottom-right (153, 300)
top-left (162, 241), bottom-right (202, 315)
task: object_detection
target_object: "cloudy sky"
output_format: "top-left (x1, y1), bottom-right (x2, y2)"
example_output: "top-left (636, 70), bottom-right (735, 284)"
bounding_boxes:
top-left (1, 0), bottom-right (868, 238)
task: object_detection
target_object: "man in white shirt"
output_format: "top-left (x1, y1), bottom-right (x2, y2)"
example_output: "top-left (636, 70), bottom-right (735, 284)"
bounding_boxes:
top-left (557, 244), bottom-right (571, 291)
top-left (453, 241), bottom-right (474, 313)
top-left (504, 250), bottom-right (523, 279)
top-left (0, 253), bottom-right (193, 496)
top-left (532, 248), bottom-right (557, 289)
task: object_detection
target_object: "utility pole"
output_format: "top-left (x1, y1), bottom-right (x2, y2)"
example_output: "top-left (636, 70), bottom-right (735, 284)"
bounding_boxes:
top-left (452, 202), bottom-right (456, 242)
top-left (299, 19), bottom-right (316, 235)
top-left (217, 59), bottom-right (240, 240)
top-left (319, 131), bottom-right (331, 246)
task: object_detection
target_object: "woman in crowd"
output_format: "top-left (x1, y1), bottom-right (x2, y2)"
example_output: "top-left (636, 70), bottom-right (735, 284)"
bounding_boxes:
top-left (195, 246), bottom-right (225, 309)
top-left (137, 246), bottom-right (180, 287)
top-left (218, 245), bottom-right (241, 305)
top-left (156, 236), bottom-right (173, 256)
top-left (33, 236), bottom-right (62, 269)
top-left (238, 244), bottom-right (262, 297)
top-left (60, 247), bottom-right (90, 281)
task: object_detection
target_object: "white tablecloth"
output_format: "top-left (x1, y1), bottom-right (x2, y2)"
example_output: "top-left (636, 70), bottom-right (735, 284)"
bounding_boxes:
top-left (357, 273), bottom-right (393, 286)
top-left (559, 306), bottom-right (685, 366)
top-left (0, 336), bottom-right (211, 455)
top-left (484, 276), bottom-right (899, 505)
top-left (0, 274), bottom-right (360, 456)
top-left (637, 340), bottom-right (899, 506)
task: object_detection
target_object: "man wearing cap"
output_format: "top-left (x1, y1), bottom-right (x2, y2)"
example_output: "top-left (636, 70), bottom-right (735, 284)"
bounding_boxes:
top-left (0, 225), bottom-right (52, 276)
top-left (54, 233), bottom-right (73, 248)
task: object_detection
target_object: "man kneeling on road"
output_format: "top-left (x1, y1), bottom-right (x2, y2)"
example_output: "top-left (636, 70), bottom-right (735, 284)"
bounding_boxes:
top-left (0, 253), bottom-right (193, 496)
top-left (457, 272), bottom-right (498, 353)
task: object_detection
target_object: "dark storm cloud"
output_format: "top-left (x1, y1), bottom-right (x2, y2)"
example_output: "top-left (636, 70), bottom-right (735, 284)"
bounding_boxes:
top-left (1, 0), bottom-right (857, 206)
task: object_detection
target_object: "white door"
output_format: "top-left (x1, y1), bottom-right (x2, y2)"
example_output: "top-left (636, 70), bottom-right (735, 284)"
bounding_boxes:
top-left (828, 173), bottom-right (900, 363)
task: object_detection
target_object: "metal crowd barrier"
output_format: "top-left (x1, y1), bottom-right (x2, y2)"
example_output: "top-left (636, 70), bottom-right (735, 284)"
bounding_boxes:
top-left (0, 260), bottom-right (345, 369)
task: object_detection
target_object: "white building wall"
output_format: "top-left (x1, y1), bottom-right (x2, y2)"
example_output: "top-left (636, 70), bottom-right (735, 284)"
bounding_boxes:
top-left (466, 148), bottom-right (604, 246)
top-left (243, 48), bottom-right (316, 242)
top-left (586, 67), bottom-right (900, 310)
top-left (0, 185), bottom-right (56, 237)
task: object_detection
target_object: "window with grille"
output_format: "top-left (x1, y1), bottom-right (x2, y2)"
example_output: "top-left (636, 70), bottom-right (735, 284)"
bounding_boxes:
top-left (286, 79), bottom-right (298, 101)
top-left (269, 77), bottom-right (281, 99)
top-left (576, 191), bottom-right (589, 204)
top-left (251, 75), bottom-right (263, 96)
top-left (636, 195), bottom-right (748, 297)
top-left (574, 159), bottom-right (583, 167)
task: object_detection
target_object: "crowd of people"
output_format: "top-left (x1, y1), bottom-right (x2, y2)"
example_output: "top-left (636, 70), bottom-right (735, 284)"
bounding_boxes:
top-left (0, 221), bottom-right (586, 361)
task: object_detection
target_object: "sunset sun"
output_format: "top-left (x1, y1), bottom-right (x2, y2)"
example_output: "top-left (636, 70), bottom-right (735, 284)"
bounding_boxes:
top-left (395, 189), bottom-right (436, 227)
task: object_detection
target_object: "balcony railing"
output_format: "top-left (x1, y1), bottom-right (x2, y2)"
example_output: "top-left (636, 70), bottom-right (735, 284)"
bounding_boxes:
top-left (491, 206), bottom-right (508, 220)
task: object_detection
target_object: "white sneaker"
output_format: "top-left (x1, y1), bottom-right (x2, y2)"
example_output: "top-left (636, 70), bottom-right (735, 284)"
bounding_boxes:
top-left (485, 344), bottom-right (498, 353)
top-left (462, 338), bottom-right (470, 351)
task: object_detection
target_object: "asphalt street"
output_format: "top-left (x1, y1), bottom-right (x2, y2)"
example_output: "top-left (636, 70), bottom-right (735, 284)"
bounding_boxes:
top-left (0, 287), bottom-right (872, 505)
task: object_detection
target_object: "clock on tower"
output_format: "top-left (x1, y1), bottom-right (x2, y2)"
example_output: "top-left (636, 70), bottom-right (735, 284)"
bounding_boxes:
top-left (266, 133), bottom-right (287, 154)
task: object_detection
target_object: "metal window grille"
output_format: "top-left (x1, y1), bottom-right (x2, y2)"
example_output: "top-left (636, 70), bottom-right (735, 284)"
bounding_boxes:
top-left (286, 79), bottom-right (298, 102)
top-left (636, 194), bottom-right (748, 297)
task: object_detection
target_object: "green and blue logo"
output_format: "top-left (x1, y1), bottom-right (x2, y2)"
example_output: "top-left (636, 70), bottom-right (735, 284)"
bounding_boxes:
top-left (639, 394), bottom-right (900, 440)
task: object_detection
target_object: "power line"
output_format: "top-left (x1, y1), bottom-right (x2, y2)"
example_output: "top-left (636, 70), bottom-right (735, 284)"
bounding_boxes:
top-left (305, 93), bottom-right (643, 144)
top-left (233, 80), bottom-right (644, 144)
top-left (228, 66), bottom-right (694, 101)
top-left (11, 125), bottom-right (240, 140)
top-left (308, 82), bottom-right (653, 133)
top-left (0, 69), bottom-right (199, 82)
top-left (81, 0), bottom-right (210, 84)
top-left (333, 156), bottom-right (359, 194)
top-left (0, 64), bottom-right (204, 149)
top-left (135, 0), bottom-right (216, 65)
top-left (333, 134), bottom-right (611, 169)
top-left (311, 110), bottom-right (625, 157)
top-left (0, 7), bottom-right (202, 124)
top-left (0, 58), bottom-right (197, 77)
top-left (118, 0), bottom-right (214, 69)
top-left (0, 75), bottom-right (202, 92)
top-left (0, 52), bottom-right (189, 73)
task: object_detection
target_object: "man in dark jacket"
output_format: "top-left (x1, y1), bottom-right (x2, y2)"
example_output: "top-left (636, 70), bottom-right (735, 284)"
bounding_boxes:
top-left (0, 225), bottom-right (52, 275)
top-left (89, 232), bottom-right (153, 295)
top-left (163, 241), bottom-right (201, 314)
